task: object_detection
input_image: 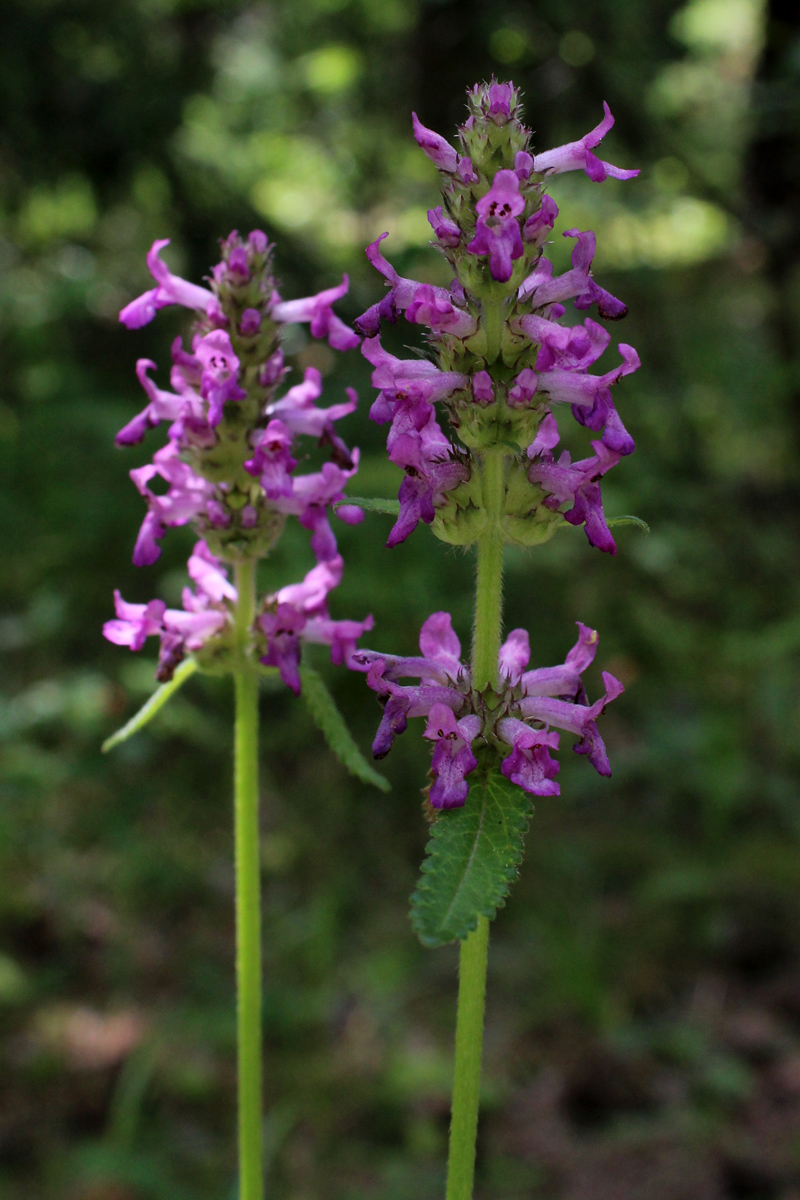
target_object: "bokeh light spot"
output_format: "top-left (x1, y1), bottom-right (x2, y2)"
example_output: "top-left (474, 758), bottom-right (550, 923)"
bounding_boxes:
top-left (559, 31), bottom-right (596, 67)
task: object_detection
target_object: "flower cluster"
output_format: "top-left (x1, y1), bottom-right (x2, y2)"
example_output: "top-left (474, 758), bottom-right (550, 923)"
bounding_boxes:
top-left (256, 554), bottom-right (374, 695)
top-left (356, 82), bottom-right (640, 554)
top-left (104, 541), bottom-right (236, 681)
top-left (105, 231), bottom-right (372, 684)
top-left (354, 614), bottom-right (623, 809)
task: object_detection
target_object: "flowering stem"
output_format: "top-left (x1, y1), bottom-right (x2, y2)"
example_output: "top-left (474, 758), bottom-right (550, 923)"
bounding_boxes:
top-left (233, 558), bottom-right (263, 1200)
top-left (472, 449), bottom-right (506, 690)
top-left (481, 290), bottom-right (506, 365)
top-left (445, 448), bottom-right (506, 1200)
top-left (446, 914), bottom-right (490, 1200)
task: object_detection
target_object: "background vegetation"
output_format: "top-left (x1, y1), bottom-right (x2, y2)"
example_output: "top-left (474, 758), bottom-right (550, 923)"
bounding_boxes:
top-left (2, 0), bottom-right (800, 1196)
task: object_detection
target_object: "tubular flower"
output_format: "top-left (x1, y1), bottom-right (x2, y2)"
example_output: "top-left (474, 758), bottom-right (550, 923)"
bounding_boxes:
top-left (104, 542), bottom-right (234, 681)
top-left (119, 239), bottom-right (221, 330)
top-left (256, 556), bottom-right (374, 695)
top-left (466, 169), bottom-right (525, 282)
top-left (356, 80), bottom-right (640, 554)
top-left (354, 614), bottom-right (623, 808)
top-left (532, 102), bottom-right (640, 182)
top-left (106, 230), bottom-right (372, 687)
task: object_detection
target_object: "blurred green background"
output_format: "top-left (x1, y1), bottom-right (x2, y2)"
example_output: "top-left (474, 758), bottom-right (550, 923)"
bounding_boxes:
top-left (2, 0), bottom-right (800, 1196)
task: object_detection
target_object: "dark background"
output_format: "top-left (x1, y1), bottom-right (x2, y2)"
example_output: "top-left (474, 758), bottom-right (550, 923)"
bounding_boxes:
top-left (2, 0), bottom-right (800, 1197)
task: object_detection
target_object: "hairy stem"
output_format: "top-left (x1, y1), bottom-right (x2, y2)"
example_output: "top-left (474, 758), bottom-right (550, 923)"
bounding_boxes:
top-left (472, 449), bottom-right (506, 690)
top-left (446, 914), bottom-right (490, 1200)
top-left (445, 449), bottom-right (506, 1200)
top-left (233, 559), bottom-right (263, 1200)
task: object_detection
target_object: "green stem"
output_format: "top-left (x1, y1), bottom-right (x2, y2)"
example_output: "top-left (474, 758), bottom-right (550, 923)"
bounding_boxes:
top-left (472, 449), bottom-right (506, 690)
top-left (445, 448), bottom-right (506, 1200)
top-left (233, 559), bottom-right (263, 1200)
top-left (446, 915), bottom-right (490, 1200)
top-left (481, 288), bottom-right (506, 365)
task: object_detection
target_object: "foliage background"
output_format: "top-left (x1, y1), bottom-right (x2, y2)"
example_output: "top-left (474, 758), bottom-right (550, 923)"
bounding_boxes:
top-left (2, 0), bottom-right (800, 1196)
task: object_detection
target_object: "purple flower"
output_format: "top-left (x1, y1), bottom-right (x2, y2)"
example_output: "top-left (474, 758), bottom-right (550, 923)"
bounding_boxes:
top-left (498, 627), bottom-right (530, 683)
top-left (530, 343), bottom-right (640, 419)
top-left (523, 195), bottom-right (559, 244)
top-left (355, 611), bottom-right (467, 757)
top-left (412, 112), bottom-right (459, 172)
top-left (528, 439), bottom-right (622, 553)
top-left (533, 103), bottom-right (640, 183)
top-left (244, 419), bottom-right (297, 498)
top-left (518, 229), bottom-right (593, 308)
top-left (357, 614), bottom-right (624, 804)
top-left (472, 370), bottom-right (494, 405)
top-left (104, 541), bottom-right (234, 680)
top-left (361, 335), bottom-right (469, 432)
top-left (272, 276), bottom-right (360, 351)
top-left (362, 338), bottom-right (470, 549)
top-left (517, 669), bottom-right (624, 777)
top-left (356, 235), bottom-right (476, 338)
top-left (119, 239), bottom-right (220, 330)
top-left (428, 206), bottom-right (461, 247)
top-left (355, 612), bottom-right (464, 688)
top-left (519, 621), bottom-right (599, 698)
top-left (240, 308), bottom-right (262, 336)
top-left (129, 443), bottom-right (215, 565)
top-left (112, 229), bottom-right (369, 695)
top-left (485, 81), bottom-right (516, 122)
top-left (508, 367), bottom-right (539, 408)
top-left (195, 330), bottom-right (247, 427)
top-left (457, 157), bottom-right (478, 184)
top-left (268, 455), bottom-right (362, 562)
top-left (258, 605), bottom-right (306, 694)
top-left (266, 367), bottom-right (357, 441)
top-left (424, 704), bottom-right (482, 809)
top-left (115, 359), bottom-right (186, 446)
top-left (405, 284), bottom-right (478, 338)
top-left (467, 169), bottom-right (525, 282)
top-left (571, 386), bottom-right (635, 457)
top-left (518, 229), bottom-right (628, 320)
top-left (187, 540), bottom-right (238, 603)
top-left (497, 720), bottom-right (561, 795)
top-left (517, 314), bottom-right (611, 374)
top-left (527, 411), bottom-right (561, 456)
top-left (515, 151), bottom-right (534, 182)
top-left (104, 593), bottom-right (166, 651)
top-left (259, 555), bottom-right (373, 693)
top-left (386, 416), bottom-right (469, 547)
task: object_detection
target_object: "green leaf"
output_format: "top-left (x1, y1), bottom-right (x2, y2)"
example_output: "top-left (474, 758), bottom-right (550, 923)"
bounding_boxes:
top-left (335, 496), bottom-right (401, 515)
top-left (299, 664), bottom-right (390, 792)
top-left (102, 658), bottom-right (199, 753)
top-left (606, 514), bottom-right (650, 534)
top-left (410, 770), bottom-right (533, 947)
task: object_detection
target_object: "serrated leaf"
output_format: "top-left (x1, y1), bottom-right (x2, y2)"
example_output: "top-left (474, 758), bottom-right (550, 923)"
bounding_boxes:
top-left (335, 496), bottom-right (401, 515)
top-left (410, 770), bottom-right (533, 947)
top-left (102, 657), bottom-right (199, 752)
top-left (299, 664), bottom-right (390, 792)
top-left (606, 514), bottom-right (650, 534)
